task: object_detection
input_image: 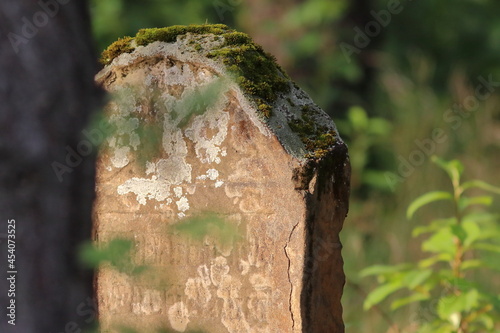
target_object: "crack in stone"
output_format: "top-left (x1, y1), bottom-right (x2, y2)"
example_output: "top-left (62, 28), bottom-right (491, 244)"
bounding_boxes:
top-left (284, 220), bottom-right (300, 330)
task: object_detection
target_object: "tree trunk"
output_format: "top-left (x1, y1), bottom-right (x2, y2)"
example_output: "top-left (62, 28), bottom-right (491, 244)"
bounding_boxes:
top-left (0, 1), bottom-right (102, 331)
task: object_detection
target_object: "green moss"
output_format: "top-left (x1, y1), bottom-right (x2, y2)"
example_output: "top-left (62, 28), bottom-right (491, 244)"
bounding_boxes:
top-left (207, 36), bottom-right (290, 118)
top-left (100, 24), bottom-right (291, 119)
top-left (304, 131), bottom-right (337, 159)
top-left (257, 103), bottom-right (272, 118)
top-left (100, 36), bottom-right (134, 65)
top-left (221, 32), bottom-right (253, 46)
top-left (100, 24), bottom-right (233, 65)
top-left (288, 105), bottom-right (337, 159)
top-left (135, 24), bottom-right (230, 46)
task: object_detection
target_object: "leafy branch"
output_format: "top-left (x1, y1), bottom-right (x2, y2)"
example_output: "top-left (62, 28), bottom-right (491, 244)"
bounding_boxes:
top-left (362, 156), bottom-right (500, 332)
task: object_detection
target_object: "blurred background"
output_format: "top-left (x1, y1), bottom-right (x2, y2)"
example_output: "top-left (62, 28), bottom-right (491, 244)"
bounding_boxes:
top-left (90, 0), bottom-right (500, 331)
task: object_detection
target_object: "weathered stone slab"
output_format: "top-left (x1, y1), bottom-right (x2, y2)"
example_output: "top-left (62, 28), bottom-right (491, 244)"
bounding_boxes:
top-left (94, 25), bottom-right (350, 333)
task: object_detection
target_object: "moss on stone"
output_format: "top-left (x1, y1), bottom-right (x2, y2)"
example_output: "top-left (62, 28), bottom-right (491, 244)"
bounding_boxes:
top-left (100, 24), bottom-right (233, 65)
top-left (100, 24), bottom-right (290, 119)
top-left (100, 36), bottom-right (134, 65)
top-left (100, 25), bottom-right (338, 159)
top-left (304, 131), bottom-right (337, 159)
top-left (221, 31), bottom-right (253, 46)
top-left (257, 102), bottom-right (272, 118)
top-left (288, 105), bottom-right (337, 160)
top-left (134, 24), bottom-right (230, 46)
top-left (207, 38), bottom-right (290, 119)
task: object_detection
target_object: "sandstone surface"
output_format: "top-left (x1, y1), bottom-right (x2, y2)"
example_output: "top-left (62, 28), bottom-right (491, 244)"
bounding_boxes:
top-left (94, 25), bottom-right (350, 333)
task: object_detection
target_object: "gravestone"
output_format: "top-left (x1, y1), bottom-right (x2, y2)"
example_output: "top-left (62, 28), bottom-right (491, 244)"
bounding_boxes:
top-left (94, 25), bottom-right (350, 333)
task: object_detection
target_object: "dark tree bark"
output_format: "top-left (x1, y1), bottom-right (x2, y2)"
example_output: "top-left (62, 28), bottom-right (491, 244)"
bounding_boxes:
top-left (0, 1), bottom-right (102, 331)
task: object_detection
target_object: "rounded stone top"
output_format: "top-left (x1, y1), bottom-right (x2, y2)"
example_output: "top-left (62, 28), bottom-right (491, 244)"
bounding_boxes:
top-left (98, 24), bottom-right (342, 161)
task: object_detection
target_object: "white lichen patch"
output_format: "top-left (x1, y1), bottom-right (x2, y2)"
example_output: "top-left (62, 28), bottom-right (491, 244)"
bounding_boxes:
top-left (173, 186), bottom-right (183, 198)
top-left (101, 67), bottom-right (235, 211)
top-left (157, 157), bottom-right (192, 184)
top-left (176, 197), bottom-right (189, 212)
top-left (104, 90), bottom-right (145, 168)
top-left (145, 161), bottom-right (156, 175)
top-left (196, 168), bottom-right (218, 180)
top-left (185, 108), bottom-right (229, 164)
top-left (196, 168), bottom-right (224, 189)
top-left (168, 301), bottom-right (190, 332)
top-left (206, 168), bottom-right (219, 180)
top-left (109, 145), bottom-right (131, 168)
top-left (117, 177), bottom-right (171, 205)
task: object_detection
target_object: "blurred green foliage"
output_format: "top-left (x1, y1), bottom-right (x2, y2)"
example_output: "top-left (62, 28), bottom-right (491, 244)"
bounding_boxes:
top-left (172, 77), bottom-right (232, 127)
top-left (362, 157), bottom-right (500, 332)
top-left (336, 106), bottom-right (392, 193)
top-left (79, 238), bottom-right (146, 275)
top-left (90, 0), bottom-right (500, 331)
top-left (170, 212), bottom-right (242, 249)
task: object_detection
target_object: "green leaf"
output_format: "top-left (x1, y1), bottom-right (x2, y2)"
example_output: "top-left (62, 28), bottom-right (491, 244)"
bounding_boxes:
top-left (78, 238), bottom-right (142, 274)
top-left (391, 292), bottom-right (430, 310)
top-left (482, 255), bottom-right (500, 272)
top-left (462, 220), bottom-right (481, 247)
top-left (446, 277), bottom-right (477, 292)
top-left (171, 212), bottom-right (241, 247)
top-left (412, 217), bottom-right (456, 237)
top-left (407, 191), bottom-right (453, 219)
top-left (488, 294), bottom-right (500, 311)
top-left (412, 225), bottom-right (434, 237)
top-left (437, 289), bottom-right (479, 321)
top-left (293, 33), bottom-right (322, 57)
top-left (363, 281), bottom-right (404, 310)
top-left (450, 224), bottom-right (467, 243)
top-left (476, 313), bottom-right (494, 330)
top-left (462, 180), bottom-right (500, 195)
top-left (476, 226), bottom-right (500, 241)
top-left (403, 269), bottom-right (433, 289)
top-left (460, 259), bottom-right (483, 271)
top-left (463, 288), bottom-right (480, 309)
top-left (359, 264), bottom-right (412, 278)
top-left (462, 211), bottom-right (498, 225)
top-left (347, 106), bottom-right (369, 132)
top-left (422, 228), bottom-right (455, 254)
top-left (417, 322), bottom-right (455, 333)
top-left (431, 156), bottom-right (464, 185)
top-left (79, 238), bottom-right (133, 266)
top-left (284, 0), bottom-right (347, 28)
top-left (472, 242), bottom-right (500, 253)
top-left (418, 253), bottom-right (452, 268)
top-left (366, 118), bottom-right (392, 136)
top-left (458, 196), bottom-right (493, 210)
top-left (173, 77), bottom-right (230, 128)
top-left (362, 170), bottom-right (395, 192)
